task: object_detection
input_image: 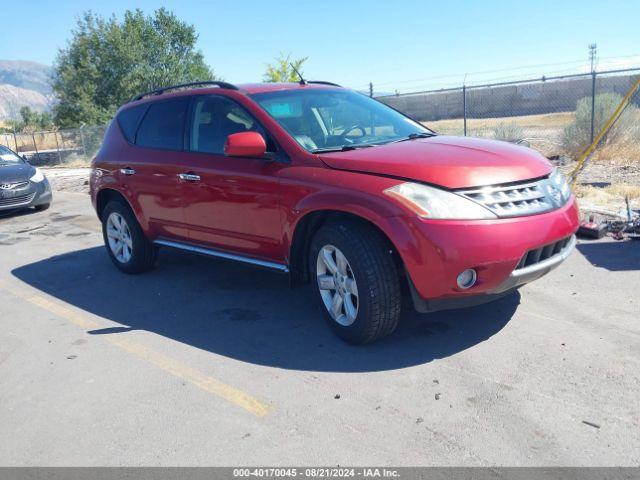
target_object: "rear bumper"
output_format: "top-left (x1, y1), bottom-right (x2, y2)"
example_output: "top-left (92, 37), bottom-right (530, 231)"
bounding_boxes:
top-left (388, 196), bottom-right (580, 311)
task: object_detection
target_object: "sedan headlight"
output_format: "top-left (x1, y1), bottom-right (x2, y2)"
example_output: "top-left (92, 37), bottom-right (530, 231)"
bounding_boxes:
top-left (549, 168), bottom-right (571, 202)
top-left (384, 182), bottom-right (497, 220)
top-left (30, 168), bottom-right (45, 183)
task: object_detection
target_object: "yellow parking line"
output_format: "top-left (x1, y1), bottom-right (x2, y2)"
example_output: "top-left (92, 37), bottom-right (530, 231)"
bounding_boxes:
top-left (0, 280), bottom-right (270, 417)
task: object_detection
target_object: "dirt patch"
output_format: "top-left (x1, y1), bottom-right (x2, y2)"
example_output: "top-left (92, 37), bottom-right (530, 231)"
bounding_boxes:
top-left (42, 167), bottom-right (90, 194)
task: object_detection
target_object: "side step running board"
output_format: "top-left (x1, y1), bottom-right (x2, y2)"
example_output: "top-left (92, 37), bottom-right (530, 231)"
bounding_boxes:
top-left (154, 239), bottom-right (289, 273)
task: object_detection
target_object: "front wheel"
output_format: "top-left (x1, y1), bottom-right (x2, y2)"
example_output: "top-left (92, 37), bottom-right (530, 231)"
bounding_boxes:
top-left (101, 200), bottom-right (156, 274)
top-left (310, 221), bottom-right (402, 344)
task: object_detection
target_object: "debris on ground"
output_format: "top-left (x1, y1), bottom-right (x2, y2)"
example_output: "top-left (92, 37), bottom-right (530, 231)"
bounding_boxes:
top-left (582, 420), bottom-right (601, 429)
top-left (334, 394), bottom-right (341, 399)
top-left (577, 215), bottom-right (608, 239)
top-left (578, 197), bottom-right (640, 241)
top-left (435, 393), bottom-right (441, 400)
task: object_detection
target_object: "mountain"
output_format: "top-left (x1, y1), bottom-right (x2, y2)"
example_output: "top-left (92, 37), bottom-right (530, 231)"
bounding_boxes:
top-left (0, 60), bottom-right (53, 120)
top-left (0, 60), bottom-right (52, 95)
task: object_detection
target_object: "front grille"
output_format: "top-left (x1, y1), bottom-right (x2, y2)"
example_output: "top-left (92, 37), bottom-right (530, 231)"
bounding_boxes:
top-left (516, 235), bottom-right (573, 270)
top-left (0, 192), bottom-right (36, 207)
top-left (458, 177), bottom-right (563, 218)
top-left (0, 181), bottom-right (29, 190)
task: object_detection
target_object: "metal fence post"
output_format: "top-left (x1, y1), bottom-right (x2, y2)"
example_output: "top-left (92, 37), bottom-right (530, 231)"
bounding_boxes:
top-left (53, 131), bottom-right (62, 165)
top-left (590, 71), bottom-right (597, 143)
top-left (31, 132), bottom-right (40, 164)
top-left (463, 85), bottom-right (467, 136)
top-left (79, 125), bottom-right (87, 158)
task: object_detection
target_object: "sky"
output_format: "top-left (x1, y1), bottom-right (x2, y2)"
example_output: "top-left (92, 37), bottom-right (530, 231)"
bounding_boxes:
top-left (0, 0), bottom-right (639, 93)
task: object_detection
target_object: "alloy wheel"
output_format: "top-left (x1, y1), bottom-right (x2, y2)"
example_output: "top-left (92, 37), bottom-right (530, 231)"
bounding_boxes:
top-left (316, 245), bottom-right (359, 326)
top-left (106, 212), bottom-right (133, 263)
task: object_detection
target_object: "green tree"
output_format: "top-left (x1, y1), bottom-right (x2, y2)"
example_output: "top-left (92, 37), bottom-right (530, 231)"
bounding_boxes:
top-left (52, 8), bottom-right (214, 128)
top-left (6, 106), bottom-right (54, 133)
top-left (263, 53), bottom-right (308, 83)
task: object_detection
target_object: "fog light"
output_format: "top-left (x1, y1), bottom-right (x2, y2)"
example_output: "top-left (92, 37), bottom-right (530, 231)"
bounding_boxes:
top-left (457, 269), bottom-right (477, 289)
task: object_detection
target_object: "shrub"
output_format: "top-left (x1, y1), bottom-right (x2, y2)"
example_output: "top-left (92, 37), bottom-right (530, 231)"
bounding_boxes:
top-left (562, 93), bottom-right (640, 159)
top-left (492, 122), bottom-right (524, 142)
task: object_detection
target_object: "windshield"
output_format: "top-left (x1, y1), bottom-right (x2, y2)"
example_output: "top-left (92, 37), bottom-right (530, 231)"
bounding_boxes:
top-left (0, 145), bottom-right (24, 165)
top-left (250, 89), bottom-right (433, 152)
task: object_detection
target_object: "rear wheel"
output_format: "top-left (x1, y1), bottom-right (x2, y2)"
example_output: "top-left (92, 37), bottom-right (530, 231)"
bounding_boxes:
top-left (101, 200), bottom-right (156, 274)
top-left (310, 220), bottom-right (401, 344)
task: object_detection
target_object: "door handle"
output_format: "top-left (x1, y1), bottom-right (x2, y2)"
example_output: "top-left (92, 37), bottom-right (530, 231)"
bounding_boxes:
top-left (178, 173), bottom-right (201, 182)
top-left (120, 167), bottom-right (136, 175)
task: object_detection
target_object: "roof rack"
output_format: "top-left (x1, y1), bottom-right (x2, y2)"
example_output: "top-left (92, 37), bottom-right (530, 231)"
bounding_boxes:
top-left (129, 81), bottom-right (239, 102)
top-left (307, 81), bottom-right (342, 87)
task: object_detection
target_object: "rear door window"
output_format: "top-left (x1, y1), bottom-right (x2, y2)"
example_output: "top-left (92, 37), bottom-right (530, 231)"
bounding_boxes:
top-left (117, 104), bottom-right (147, 143)
top-left (136, 98), bottom-right (189, 150)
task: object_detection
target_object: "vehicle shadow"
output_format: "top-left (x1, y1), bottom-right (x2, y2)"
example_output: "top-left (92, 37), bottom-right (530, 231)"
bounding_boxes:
top-left (0, 207), bottom-right (41, 220)
top-left (577, 239), bottom-right (640, 271)
top-left (12, 246), bottom-right (519, 373)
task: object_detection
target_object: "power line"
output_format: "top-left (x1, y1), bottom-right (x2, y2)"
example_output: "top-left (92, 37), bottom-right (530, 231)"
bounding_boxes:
top-left (351, 53), bottom-right (640, 91)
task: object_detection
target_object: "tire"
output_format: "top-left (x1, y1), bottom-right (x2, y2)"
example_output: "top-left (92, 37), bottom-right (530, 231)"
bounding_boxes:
top-left (101, 199), bottom-right (157, 274)
top-left (34, 203), bottom-right (50, 211)
top-left (310, 220), bottom-right (402, 344)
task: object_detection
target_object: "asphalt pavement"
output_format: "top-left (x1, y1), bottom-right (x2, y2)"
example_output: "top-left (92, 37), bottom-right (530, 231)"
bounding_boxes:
top-left (0, 191), bottom-right (639, 466)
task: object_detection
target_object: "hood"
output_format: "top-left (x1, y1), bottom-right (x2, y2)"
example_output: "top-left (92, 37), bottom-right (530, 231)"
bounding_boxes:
top-left (317, 136), bottom-right (552, 189)
top-left (0, 162), bottom-right (34, 184)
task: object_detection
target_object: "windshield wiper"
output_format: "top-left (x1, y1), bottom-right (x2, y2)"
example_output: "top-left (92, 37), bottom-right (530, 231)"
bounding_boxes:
top-left (311, 144), bottom-right (376, 153)
top-left (391, 132), bottom-right (437, 143)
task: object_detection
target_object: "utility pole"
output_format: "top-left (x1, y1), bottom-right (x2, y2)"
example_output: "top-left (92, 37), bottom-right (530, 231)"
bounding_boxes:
top-left (589, 43), bottom-right (597, 73)
top-left (589, 43), bottom-right (598, 143)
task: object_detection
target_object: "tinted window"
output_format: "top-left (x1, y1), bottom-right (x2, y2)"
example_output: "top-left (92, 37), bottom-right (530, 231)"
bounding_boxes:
top-left (190, 96), bottom-right (270, 154)
top-left (117, 104), bottom-right (147, 143)
top-left (136, 98), bottom-right (189, 150)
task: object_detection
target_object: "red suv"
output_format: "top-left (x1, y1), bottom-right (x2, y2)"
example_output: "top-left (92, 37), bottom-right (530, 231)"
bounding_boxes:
top-left (90, 81), bottom-right (579, 344)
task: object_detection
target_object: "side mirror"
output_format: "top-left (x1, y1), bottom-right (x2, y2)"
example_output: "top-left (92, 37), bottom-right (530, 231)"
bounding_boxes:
top-left (224, 131), bottom-right (266, 158)
top-left (22, 154), bottom-right (29, 162)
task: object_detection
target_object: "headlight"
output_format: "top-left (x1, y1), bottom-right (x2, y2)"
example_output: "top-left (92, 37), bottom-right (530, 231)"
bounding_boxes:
top-left (30, 168), bottom-right (45, 183)
top-left (384, 182), bottom-right (497, 220)
top-left (549, 168), bottom-right (571, 202)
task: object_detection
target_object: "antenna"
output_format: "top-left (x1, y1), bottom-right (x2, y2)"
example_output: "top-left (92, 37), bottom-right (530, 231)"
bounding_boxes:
top-left (290, 63), bottom-right (306, 85)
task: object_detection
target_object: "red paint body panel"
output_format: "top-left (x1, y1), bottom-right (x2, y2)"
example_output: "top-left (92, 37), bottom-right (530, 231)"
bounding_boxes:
top-left (91, 82), bottom-right (580, 308)
top-left (178, 151), bottom-right (285, 261)
top-left (318, 136), bottom-right (552, 189)
top-left (393, 197), bottom-right (579, 299)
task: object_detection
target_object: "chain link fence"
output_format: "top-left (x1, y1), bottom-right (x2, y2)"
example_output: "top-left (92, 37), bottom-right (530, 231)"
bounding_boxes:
top-left (378, 67), bottom-right (640, 214)
top-left (0, 125), bottom-right (107, 166)
top-left (1, 69), bottom-right (639, 213)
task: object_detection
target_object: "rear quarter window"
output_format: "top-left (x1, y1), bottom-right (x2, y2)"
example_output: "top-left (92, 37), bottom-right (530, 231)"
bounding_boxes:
top-left (117, 104), bottom-right (147, 143)
top-left (135, 98), bottom-right (190, 150)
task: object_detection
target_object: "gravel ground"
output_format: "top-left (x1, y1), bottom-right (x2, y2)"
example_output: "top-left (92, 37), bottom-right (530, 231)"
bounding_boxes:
top-left (41, 167), bottom-right (91, 194)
